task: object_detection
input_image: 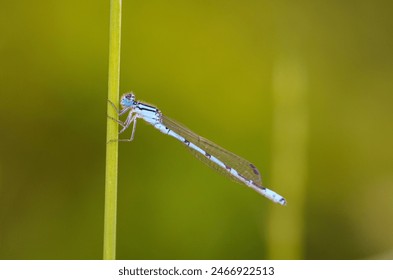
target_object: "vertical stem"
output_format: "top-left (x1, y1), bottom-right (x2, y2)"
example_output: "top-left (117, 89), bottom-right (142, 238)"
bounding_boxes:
top-left (268, 56), bottom-right (308, 259)
top-left (104, 0), bottom-right (122, 260)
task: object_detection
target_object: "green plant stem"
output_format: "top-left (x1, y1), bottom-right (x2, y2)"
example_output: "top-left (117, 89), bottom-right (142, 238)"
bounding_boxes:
top-left (268, 55), bottom-right (308, 259)
top-left (104, 0), bottom-right (122, 260)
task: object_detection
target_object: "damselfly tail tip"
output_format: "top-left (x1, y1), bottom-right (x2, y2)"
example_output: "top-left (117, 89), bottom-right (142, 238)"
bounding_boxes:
top-left (250, 183), bottom-right (286, 206)
top-left (278, 197), bottom-right (287, 206)
top-left (271, 193), bottom-right (287, 206)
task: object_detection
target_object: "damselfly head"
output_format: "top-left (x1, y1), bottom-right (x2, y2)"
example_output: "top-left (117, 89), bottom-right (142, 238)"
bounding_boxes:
top-left (120, 92), bottom-right (136, 108)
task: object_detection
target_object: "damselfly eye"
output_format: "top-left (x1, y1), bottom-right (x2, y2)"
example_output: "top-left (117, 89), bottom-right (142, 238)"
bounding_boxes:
top-left (125, 93), bottom-right (134, 100)
top-left (120, 92), bottom-right (136, 108)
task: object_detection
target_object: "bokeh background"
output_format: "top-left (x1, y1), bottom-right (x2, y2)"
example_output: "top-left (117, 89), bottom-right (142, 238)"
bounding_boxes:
top-left (1, 0), bottom-right (392, 259)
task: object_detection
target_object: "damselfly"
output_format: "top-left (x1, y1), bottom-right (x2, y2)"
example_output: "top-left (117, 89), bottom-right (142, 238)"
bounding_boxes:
top-left (109, 93), bottom-right (286, 205)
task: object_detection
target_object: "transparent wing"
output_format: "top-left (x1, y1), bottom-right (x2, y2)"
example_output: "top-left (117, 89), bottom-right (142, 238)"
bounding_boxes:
top-left (162, 115), bottom-right (263, 186)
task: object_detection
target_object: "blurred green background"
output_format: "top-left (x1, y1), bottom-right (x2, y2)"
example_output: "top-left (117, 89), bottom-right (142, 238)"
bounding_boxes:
top-left (1, 0), bottom-right (392, 259)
